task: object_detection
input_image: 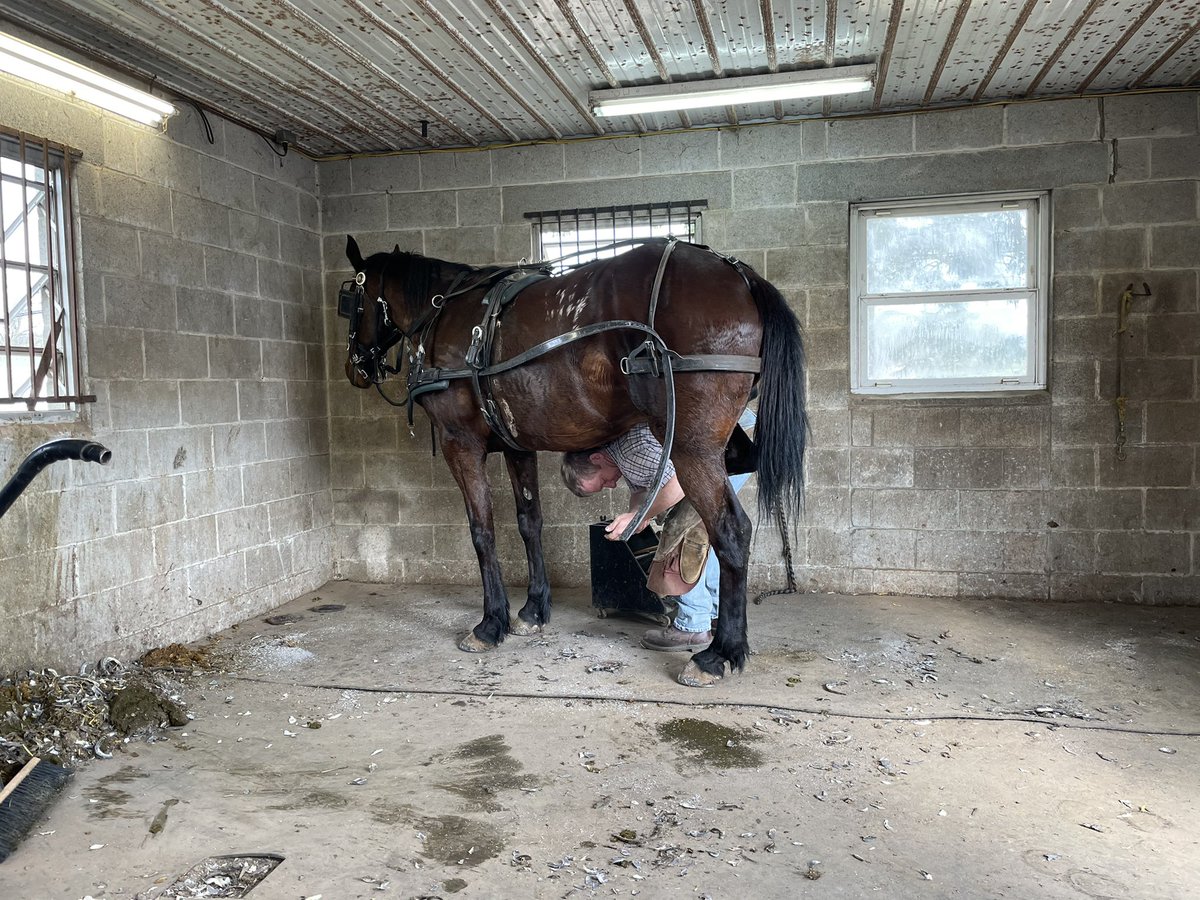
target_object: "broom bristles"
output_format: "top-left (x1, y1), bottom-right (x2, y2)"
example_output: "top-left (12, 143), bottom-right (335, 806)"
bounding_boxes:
top-left (0, 758), bottom-right (73, 864)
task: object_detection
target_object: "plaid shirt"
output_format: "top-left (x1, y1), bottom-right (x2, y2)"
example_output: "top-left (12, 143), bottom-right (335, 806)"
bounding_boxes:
top-left (606, 424), bottom-right (675, 491)
top-left (606, 408), bottom-right (756, 492)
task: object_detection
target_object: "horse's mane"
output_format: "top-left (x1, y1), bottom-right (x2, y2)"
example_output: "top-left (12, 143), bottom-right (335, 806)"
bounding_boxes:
top-left (366, 249), bottom-right (479, 315)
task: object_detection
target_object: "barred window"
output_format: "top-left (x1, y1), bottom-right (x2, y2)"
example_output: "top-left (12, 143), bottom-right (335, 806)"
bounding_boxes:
top-left (1, 127), bottom-right (86, 415)
top-left (526, 201), bottom-right (705, 273)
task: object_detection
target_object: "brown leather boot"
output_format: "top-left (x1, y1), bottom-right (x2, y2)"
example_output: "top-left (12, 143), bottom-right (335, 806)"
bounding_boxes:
top-left (641, 625), bottom-right (712, 652)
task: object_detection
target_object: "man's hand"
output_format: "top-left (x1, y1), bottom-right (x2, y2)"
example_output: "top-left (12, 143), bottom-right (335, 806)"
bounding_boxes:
top-left (605, 510), bottom-right (646, 540)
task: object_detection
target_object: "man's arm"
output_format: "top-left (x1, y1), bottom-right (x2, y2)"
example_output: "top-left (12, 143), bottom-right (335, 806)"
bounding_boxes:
top-left (605, 475), bottom-right (686, 540)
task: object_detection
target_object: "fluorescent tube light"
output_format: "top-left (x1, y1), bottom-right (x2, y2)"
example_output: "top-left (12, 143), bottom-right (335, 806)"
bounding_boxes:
top-left (0, 30), bottom-right (176, 127)
top-left (592, 64), bottom-right (876, 117)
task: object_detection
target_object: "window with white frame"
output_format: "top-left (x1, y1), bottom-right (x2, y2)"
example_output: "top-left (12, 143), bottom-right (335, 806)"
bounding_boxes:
top-left (1, 127), bottom-right (86, 415)
top-left (526, 201), bottom-right (705, 272)
top-left (850, 192), bottom-right (1049, 395)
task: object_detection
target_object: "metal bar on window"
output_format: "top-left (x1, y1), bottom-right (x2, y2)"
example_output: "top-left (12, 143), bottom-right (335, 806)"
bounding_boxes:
top-left (19, 133), bottom-right (36, 410)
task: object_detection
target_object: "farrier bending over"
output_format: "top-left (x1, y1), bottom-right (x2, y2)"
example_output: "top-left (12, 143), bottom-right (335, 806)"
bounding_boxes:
top-left (561, 409), bottom-right (756, 652)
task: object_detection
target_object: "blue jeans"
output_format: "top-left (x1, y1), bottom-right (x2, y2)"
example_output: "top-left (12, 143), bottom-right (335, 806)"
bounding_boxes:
top-left (673, 408), bottom-right (757, 633)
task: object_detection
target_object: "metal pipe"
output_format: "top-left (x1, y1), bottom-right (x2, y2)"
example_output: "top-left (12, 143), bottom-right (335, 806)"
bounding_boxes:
top-left (0, 439), bottom-right (111, 520)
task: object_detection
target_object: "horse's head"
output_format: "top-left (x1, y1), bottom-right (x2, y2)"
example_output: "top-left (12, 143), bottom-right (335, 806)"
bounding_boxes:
top-left (339, 235), bottom-right (406, 388)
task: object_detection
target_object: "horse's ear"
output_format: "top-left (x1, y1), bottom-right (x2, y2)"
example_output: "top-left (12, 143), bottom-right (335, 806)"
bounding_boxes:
top-left (393, 244), bottom-right (401, 255)
top-left (346, 235), bottom-right (365, 271)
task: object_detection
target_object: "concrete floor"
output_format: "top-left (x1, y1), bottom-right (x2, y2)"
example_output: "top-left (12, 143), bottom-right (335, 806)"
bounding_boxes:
top-left (3, 582), bottom-right (1200, 899)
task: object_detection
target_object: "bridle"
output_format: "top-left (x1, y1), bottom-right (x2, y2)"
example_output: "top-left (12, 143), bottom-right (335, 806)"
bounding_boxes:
top-left (337, 268), bottom-right (404, 385)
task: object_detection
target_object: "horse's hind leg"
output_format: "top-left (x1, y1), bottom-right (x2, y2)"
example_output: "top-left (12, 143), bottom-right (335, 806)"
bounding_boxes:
top-left (441, 438), bottom-right (510, 652)
top-left (672, 457), bottom-right (752, 687)
top-left (504, 449), bottom-right (551, 635)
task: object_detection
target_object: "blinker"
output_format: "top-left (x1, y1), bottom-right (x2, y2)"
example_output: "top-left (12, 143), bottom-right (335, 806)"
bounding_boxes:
top-left (337, 278), bottom-right (362, 319)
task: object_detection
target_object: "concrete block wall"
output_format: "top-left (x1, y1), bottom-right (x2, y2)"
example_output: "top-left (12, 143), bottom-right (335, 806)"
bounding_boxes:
top-left (322, 92), bottom-right (1199, 605)
top-left (0, 75), bottom-right (332, 670)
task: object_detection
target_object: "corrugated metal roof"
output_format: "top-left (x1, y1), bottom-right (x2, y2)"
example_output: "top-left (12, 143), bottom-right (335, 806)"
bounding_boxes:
top-left (0, 0), bottom-right (1197, 156)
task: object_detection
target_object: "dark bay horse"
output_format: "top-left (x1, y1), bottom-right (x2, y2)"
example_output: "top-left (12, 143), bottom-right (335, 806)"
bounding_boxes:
top-left (341, 235), bottom-right (807, 687)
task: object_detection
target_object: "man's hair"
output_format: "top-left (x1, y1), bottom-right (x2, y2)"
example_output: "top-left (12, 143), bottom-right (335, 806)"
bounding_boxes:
top-left (561, 449), bottom-right (603, 497)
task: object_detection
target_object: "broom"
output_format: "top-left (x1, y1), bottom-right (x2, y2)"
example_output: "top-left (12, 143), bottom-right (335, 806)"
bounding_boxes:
top-left (0, 757), bottom-right (73, 863)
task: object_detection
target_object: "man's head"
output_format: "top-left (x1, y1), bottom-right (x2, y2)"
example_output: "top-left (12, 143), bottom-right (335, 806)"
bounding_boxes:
top-left (561, 449), bottom-right (622, 496)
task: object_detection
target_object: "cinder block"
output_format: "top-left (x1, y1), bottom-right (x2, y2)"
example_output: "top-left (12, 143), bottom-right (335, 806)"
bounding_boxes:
top-left (1104, 93), bottom-right (1198, 139)
top-left (457, 188), bottom-right (502, 227)
top-left (173, 192), bottom-right (231, 247)
top-left (1053, 273), bottom-right (1100, 316)
top-left (88, 326), bottom-right (146, 379)
top-left (1150, 224), bottom-right (1200, 268)
top-left (145, 331), bottom-right (208, 380)
top-left (423, 226), bottom-right (497, 264)
top-left (199, 153), bottom-right (255, 212)
top-left (874, 569), bottom-right (959, 597)
top-left (494, 144), bottom-right (565, 185)
top-left (1103, 181), bottom-right (1197, 225)
top-left (851, 528), bottom-right (915, 568)
top-left (1097, 445), bottom-right (1192, 487)
top-left (1054, 227), bottom-right (1148, 273)
top-left (732, 166), bottom-right (797, 208)
top-left (959, 573), bottom-right (1049, 600)
top-left (279, 223), bottom-right (321, 264)
top-left (719, 125), bottom-right (804, 169)
top-left (960, 407), bottom-right (1044, 448)
top-left (180, 380), bottom-right (239, 425)
top-left (867, 488), bottom-right (958, 529)
top-left (238, 380), bottom-right (288, 421)
top-left (798, 142), bottom-right (1109, 202)
top-left (1097, 531), bottom-right (1190, 574)
top-left (257, 258), bottom-right (305, 304)
top-left (216, 506), bottom-right (261, 553)
top-left (851, 447), bottom-right (914, 487)
top-left (177, 287), bottom-right (234, 335)
top-left (204, 246), bottom-right (259, 294)
top-left (152, 514), bottom-right (218, 570)
top-left (141, 231), bottom-right (207, 288)
top-left (183, 467), bottom-right (245, 515)
top-left (1149, 136), bottom-right (1200, 179)
top-left (420, 150), bottom-right (491, 189)
top-left (234, 296), bottom-right (284, 340)
top-left (322, 192), bottom-right (387, 233)
top-left (639, 130), bottom-right (720, 174)
top-left (1053, 186), bottom-right (1101, 230)
top-left (1005, 99), bottom-right (1099, 145)
top-left (352, 154), bottom-right (420, 193)
top-left (1143, 575), bottom-right (1200, 604)
top-left (871, 408), bottom-right (961, 448)
top-left (209, 337), bottom-right (263, 379)
top-left (564, 139), bottom-right (640, 180)
top-left (828, 115), bottom-right (913, 160)
top-left (915, 530), bottom-right (1004, 571)
top-left (109, 381), bottom-right (181, 430)
top-left (728, 207), bottom-right (805, 248)
top-left (916, 106), bottom-right (1003, 151)
top-left (1101, 270), bottom-right (1198, 314)
top-left (389, 190), bottom-right (458, 229)
top-left (913, 448), bottom-right (1003, 489)
top-left (764, 243), bottom-right (848, 285)
top-left (98, 169), bottom-right (171, 232)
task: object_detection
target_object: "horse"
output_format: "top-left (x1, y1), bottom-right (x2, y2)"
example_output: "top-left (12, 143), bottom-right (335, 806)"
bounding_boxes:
top-left (339, 235), bottom-right (807, 687)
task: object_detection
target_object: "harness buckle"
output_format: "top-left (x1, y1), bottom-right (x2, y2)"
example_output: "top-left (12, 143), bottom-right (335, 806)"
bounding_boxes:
top-left (465, 325), bottom-right (485, 369)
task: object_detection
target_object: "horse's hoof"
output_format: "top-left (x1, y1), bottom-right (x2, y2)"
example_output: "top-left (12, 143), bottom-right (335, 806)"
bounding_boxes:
top-left (508, 616), bottom-right (543, 637)
top-left (457, 632), bottom-right (496, 653)
top-left (678, 659), bottom-right (723, 688)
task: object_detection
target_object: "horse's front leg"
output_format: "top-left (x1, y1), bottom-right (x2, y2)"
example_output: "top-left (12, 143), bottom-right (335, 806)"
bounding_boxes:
top-left (673, 458), bottom-right (752, 687)
top-left (441, 439), bottom-right (509, 652)
top-left (504, 449), bottom-right (552, 635)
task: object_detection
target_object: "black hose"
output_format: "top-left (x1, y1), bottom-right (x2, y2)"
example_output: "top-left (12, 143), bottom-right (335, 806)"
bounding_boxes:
top-left (0, 439), bottom-right (112, 520)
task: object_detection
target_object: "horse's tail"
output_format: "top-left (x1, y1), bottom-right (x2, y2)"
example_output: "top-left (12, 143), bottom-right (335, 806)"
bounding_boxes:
top-left (748, 271), bottom-right (808, 521)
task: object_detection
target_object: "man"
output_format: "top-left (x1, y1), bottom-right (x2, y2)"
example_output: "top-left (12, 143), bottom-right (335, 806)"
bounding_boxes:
top-left (561, 409), bottom-right (755, 651)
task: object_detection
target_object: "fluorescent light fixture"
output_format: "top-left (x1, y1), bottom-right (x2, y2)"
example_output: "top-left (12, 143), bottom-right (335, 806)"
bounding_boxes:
top-left (592, 64), bottom-right (876, 117)
top-left (0, 30), bottom-right (176, 126)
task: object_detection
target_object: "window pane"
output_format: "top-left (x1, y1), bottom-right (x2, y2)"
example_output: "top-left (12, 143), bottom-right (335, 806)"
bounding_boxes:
top-left (866, 208), bottom-right (1029, 294)
top-left (866, 297), bottom-right (1029, 381)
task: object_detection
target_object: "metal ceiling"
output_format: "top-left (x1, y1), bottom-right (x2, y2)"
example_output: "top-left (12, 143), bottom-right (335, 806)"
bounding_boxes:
top-left (1, 0), bottom-right (1198, 157)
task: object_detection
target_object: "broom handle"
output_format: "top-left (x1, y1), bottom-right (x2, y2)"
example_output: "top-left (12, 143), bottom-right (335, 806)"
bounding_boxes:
top-left (0, 758), bottom-right (39, 805)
